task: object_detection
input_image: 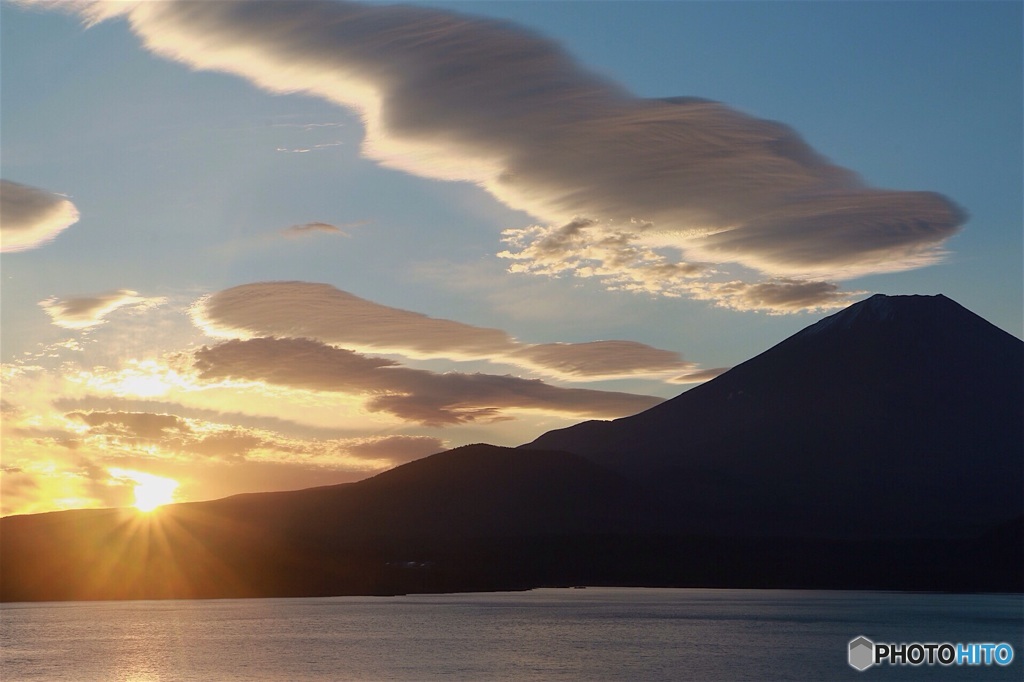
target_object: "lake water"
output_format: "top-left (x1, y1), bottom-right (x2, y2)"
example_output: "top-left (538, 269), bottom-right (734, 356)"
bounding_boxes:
top-left (2, 588), bottom-right (1021, 681)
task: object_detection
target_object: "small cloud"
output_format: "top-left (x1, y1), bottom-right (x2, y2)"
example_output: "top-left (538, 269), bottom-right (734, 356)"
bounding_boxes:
top-left (691, 279), bottom-right (865, 314)
top-left (0, 180), bottom-right (80, 252)
top-left (1, 399), bottom-right (22, 417)
top-left (39, 290), bottom-right (167, 330)
top-left (184, 430), bottom-right (265, 460)
top-left (67, 410), bottom-right (190, 439)
top-left (275, 141), bottom-right (344, 153)
top-left (51, 339), bottom-right (86, 352)
top-left (338, 435), bottom-right (443, 463)
top-left (669, 367), bottom-right (730, 384)
top-left (511, 340), bottom-right (694, 381)
top-left (500, 219), bottom-right (711, 299)
top-left (281, 221), bottom-right (348, 238)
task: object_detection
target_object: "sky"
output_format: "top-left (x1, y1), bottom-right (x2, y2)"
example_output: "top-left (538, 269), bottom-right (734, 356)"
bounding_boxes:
top-left (1, 0), bottom-right (1021, 516)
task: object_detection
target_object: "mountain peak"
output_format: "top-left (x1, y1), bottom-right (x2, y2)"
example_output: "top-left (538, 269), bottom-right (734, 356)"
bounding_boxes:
top-left (795, 293), bottom-right (955, 338)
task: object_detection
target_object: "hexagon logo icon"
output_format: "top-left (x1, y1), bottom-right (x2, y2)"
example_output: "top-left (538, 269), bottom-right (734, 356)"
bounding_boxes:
top-left (849, 636), bottom-right (875, 671)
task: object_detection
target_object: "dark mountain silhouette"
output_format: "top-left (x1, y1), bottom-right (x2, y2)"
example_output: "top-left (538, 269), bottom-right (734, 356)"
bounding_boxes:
top-left (524, 294), bottom-right (1023, 540)
top-left (1, 446), bottom-right (661, 601)
top-left (2, 294), bottom-right (1021, 601)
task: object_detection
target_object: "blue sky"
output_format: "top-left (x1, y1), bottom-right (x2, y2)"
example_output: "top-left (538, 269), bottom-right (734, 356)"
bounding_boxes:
top-left (2, 0), bottom-right (1020, 514)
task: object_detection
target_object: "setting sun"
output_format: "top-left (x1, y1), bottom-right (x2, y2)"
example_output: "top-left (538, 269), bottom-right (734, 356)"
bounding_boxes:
top-left (110, 469), bottom-right (180, 512)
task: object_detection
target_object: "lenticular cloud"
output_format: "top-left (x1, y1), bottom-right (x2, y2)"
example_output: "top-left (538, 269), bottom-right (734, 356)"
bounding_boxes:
top-left (194, 281), bottom-right (699, 381)
top-left (0, 180), bottom-right (80, 253)
top-left (43, 0), bottom-right (965, 310)
top-left (40, 290), bottom-right (166, 329)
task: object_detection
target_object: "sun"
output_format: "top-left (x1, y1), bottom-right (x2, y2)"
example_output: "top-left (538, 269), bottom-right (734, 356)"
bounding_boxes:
top-left (133, 475), bottom-right (178, 512)
top-left (110, 469), bottom-right (179, 512)
top-left (117, 373), bottom-right (172, 398)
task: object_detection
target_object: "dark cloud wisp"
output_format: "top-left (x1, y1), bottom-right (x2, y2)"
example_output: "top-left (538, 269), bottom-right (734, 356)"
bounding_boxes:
top-left (196, 281), bottom-right (701, 380)
top-left (192, 337), bottom-right (663, 426)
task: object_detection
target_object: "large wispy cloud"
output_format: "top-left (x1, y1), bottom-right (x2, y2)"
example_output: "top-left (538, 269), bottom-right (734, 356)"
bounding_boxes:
top-left (38, 0), bottom-right (965, 312)
top-left (40, 290), bottom-right (167, 329)
top-left (0, 179), bottom-right (80, 252)
top-left (194, 281), bottom-right (703, 380)
top-left (192, 336), bottom-right (663, 426)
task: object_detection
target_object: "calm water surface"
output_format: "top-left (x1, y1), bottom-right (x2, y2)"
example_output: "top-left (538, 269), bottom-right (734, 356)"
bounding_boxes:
top-left (2, 588), bottom-right (1021, 681)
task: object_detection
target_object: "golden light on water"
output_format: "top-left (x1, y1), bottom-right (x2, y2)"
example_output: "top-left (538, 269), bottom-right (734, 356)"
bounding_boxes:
top-left (109, 468), bottom-right (180, 512)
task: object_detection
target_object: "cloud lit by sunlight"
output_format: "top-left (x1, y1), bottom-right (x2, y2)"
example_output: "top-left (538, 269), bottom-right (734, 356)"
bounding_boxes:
top-left (1, 350), bottom-right (452, 515)
top-left (116, 373), bottom-right (173, 399)
top-left (0, 179), bottom-right (80, 252)
top-left (78, 360), bottom-right (186, 398)
top-left (195, 281), bottom-right (704, 380)
top-left (39, 290), bottom-right (167, 330)
top-left (34, 0), bottom-right (965, 312)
